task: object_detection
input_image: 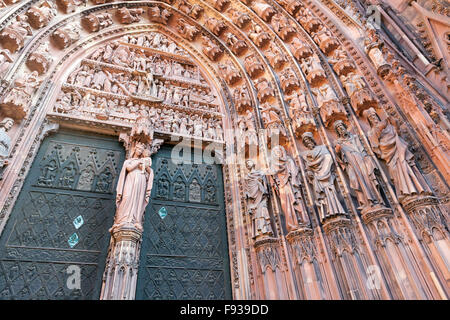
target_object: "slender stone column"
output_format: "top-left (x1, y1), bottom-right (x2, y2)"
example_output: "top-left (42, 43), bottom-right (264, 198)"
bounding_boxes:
top-left (101, 228), bottom-right (142, 300)
top-left (100, 118), bottom-right (163, 300)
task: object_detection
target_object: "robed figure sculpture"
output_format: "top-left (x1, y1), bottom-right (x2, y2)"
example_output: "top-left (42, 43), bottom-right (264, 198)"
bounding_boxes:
top-left (271, 145), bottom-right (307, 231)
top-left (334, 120), bottom-right (383, 210)
top-left (113, 142), bottom-right (154, 232)
top-left (301, 132), bottom-right (346, 222)
top-left (364, 108), bottom-right (431, 201)
top-left (245, 159), bottom-right (274, 239)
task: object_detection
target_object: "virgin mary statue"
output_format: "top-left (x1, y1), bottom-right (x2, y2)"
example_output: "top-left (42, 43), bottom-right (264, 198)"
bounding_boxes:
top-left (113, 142), bottom-right (154, 232)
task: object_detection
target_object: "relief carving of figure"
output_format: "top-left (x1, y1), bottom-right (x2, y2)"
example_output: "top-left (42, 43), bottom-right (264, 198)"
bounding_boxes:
top-left (113, 142), bottom-right (154, 232)
top-left (0, 71), bottom-right (42, 119)
top-left (271, 145), bottom-right (307, 231)
top-left (0, 49), bottom-right (13, 75)
top-left (301, 132), bottom-right (346, 222)
top-left (251, 1), bottom-right (276, 22)
top-left (364, 108), bottom-right (431, 201)
top-left (0, 117), bottom-right (14, 179)
top-left (334, 120), bottom-right (383, 210)
top-left (248, 23), bottom-right (271, 48)
top-left (245, 159), bottom-right (274, 239)
top-left (266, 42), bottom-right (287, 69)
top-left (233, 86), bottom-right (252, 112)
top-left (227, 8), bottom-right (250, 28)
top-left (363, 28), bottom-right (390, 77)
top-left (0, 15), bottom-right (33, 53)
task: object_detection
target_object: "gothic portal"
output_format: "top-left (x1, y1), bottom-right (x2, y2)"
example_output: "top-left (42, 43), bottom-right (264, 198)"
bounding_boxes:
top-left (0, 0), bottom-right (449, 300)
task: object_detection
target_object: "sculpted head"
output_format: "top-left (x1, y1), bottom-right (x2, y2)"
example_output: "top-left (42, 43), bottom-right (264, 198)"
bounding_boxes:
top-left (0, 118), bottom-right (14, 131)
top-left (334, 120), bottom-right (348, 137)
top-left (133, 142), bottom-right (145, 158)
top-left (301, 132), bottom-right (316, 150)
top-left (245, 159), bottom-right (255, 171)
top-left (363, 108), bottom-right (380, 127)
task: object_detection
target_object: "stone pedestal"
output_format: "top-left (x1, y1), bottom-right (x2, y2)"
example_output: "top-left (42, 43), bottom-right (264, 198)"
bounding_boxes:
top-left (100, 227), bottom-right (142, 300)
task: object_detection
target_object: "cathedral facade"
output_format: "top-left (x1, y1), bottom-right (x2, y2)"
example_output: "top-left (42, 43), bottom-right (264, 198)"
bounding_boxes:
top-left (0, 0), bottom-right (448, 300)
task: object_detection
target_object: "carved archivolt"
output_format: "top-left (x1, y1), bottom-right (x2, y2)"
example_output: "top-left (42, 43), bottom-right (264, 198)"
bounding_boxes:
top-left (0, 0), bottom-right (448, 300)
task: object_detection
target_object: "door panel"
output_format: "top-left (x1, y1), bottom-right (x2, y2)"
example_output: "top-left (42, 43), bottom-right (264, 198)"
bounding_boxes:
top-left (0, 131), bottom-right (125, 299)
top-left (136, 146), bottom-right (231, 300)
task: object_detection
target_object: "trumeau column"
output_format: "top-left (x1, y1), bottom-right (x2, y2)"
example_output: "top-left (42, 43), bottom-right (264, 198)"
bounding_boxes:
top-left (101, 118), bottom-right (163, 300)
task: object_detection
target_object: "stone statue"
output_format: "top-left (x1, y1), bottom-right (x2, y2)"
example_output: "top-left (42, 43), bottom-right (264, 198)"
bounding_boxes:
top-left (0, 117), bottom-right (14, 179)
top-left (271, 145), bottom-right (307, 231)
top-left (245, 159), bottom-right (274, 239)
top-left (301, 132), bottom-right (346, 222)
top-left (364, 108), bottom-right (431, 201)
top-left (113, 142), bottom-right (154, 232)
top-left (0, 49), bottom-right (13, 75)
top-left (0, 71), bottom-right (42, 119)
top-left (334, 120), bottom-right (383, 210)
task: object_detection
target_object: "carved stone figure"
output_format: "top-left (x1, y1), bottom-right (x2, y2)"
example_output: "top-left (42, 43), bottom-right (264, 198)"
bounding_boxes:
top-left (82, 12), bottom-right (113, 32)
top-left (300, 54), bottom-right (326, 86)
top-left (0, 15), bottom-right (33, 53)
top-left (291, 37), bottom-right (313, 61)
top-left (248, 23), bottom-right (271, 48)
top-left (148, 5), bottom-right (172, 24)
top-left (251, 1), bottom-right (275, 22)
top-left (227, 8), bottom-right (250, 28)
top-left (279, 68), bottom-right (300, 94)
top-left (271, 145), bottom-right (307, 230)
top-left (178, 0), bottom-right (204, 19)
top-left (296, 7), bottom-right (321, 33)
top-left (340, 72), bottom-right (376, 114)
top-left (363, 28), bottom-right (390, 78)
top-left (364, 108), bottom-right (431, 201)
top-left (244, 54), bottom-right (264, 78)
top-left (254, 78), bottom-right (274, 102)
top-left (312, 83), bottom-right (346, 126)
top-left (287, 91), bottom-right (315, 136)
top-left (266, 42), bottom-right (287, 69)
top-left (301, 132), bottom-right (346, 222)
top-left (201, 36), bottom-right (223, 61)
top-left (177, 19), bottom-right (199, 41)
top-left (26, 1), bottom-right (57, 29)
top-left (208, 0), bottom-right (229, 11)
top-left (233, 87), bottom-right (252, 112)
top-left (113, 142), bottom-right (154, 232)
top-left (271, 13), bottom-right (296, 41)
top-left (278, 0), bottom-right (301, 15)
top-left (225, 33), bottom-right (247, 56)
top-left (0, 117), bottom-right (14, 179)
top-left (328, 48), bottom-right (355, 76)
top-left (334, 120), bottom-right (383, 210)
top-left (52, 24), bottom-right (80, 49)
top-left (311, 24), bottom-right (339, 55)
top-left (26, 42), bottom-right (52, 75)
top-left (116, 8), bottom-right (144, 24)
top-left (205, 17), bottom-right (226, 36)
top-left (0, 71), bottom-right (42, 119)
top-left (245, 159), bottom-right (274, 239)
top-left (0, 49), bottom-right (13, 75)
top-left (218, 61), bottom-right (241, 85)
top-left (261, 104), bottom-right (287, 140)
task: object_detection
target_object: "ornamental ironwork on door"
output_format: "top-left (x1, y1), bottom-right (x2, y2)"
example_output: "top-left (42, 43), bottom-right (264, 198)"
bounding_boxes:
top-left (136, 145), bottom-right (231, 300)
top-left (0, 131), bottom-right (124, 299)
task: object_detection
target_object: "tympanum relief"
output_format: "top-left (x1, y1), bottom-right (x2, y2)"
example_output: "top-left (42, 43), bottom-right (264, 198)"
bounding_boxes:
top-left (51, 32), bottom-right (224, 142)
